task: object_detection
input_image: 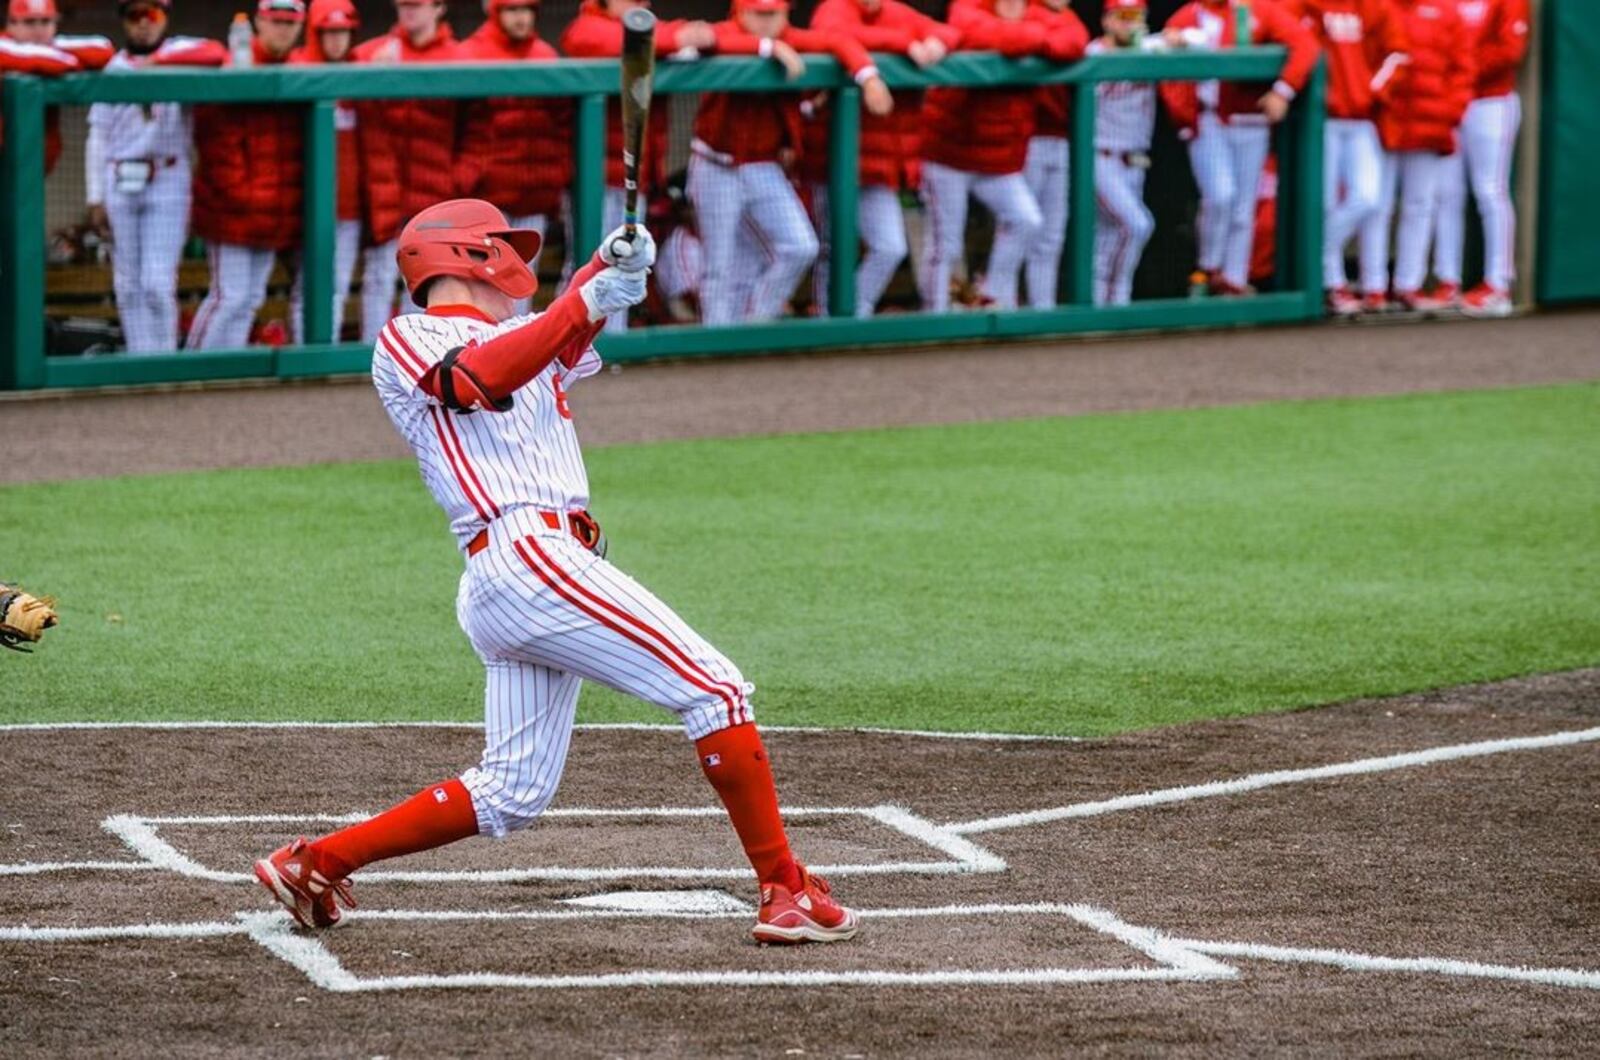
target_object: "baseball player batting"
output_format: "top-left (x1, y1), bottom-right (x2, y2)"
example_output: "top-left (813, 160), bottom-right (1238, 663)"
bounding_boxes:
top-left (253, 199), bottom-right (858, 946)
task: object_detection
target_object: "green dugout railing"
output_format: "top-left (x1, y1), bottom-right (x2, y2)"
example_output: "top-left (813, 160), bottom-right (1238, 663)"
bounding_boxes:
top-left (1, 49), bottom-right (1324, 391)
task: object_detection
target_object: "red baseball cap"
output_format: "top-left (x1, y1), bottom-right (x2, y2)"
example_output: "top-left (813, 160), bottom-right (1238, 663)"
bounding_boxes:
top-left (7, 0), bottom-right (58, 20)
top-left (257, 0), bottom-right (306, 20)
top-left (733, 0), bottom-right (788, 12)
top-left (1105, 0), bottom-right (1147, 11)
top-left (308, 0), bottom-right (357, 30)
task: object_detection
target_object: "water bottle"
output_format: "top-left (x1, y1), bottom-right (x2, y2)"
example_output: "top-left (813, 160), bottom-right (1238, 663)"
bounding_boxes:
top-left (228, 13), bottom-right (254, 67)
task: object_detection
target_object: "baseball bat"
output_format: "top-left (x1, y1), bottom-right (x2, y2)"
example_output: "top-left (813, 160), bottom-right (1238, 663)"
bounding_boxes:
top-left (612, 7), bottom-right (658, 258)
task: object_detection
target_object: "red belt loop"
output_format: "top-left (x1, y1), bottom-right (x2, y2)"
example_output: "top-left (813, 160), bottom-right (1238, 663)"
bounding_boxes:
top-left (466, 528), bottom-right (489, 557)
top-left (539, 511), bottom-right (561, 530)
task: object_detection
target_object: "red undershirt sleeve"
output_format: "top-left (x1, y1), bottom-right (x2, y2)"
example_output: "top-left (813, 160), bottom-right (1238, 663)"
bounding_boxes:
top-left (418, 255), bottom-right (611, 408)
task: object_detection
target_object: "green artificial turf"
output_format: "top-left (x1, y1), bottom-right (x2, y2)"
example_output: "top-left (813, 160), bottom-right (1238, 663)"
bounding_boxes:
top-left (4, 383), bottom-right (1597, 736)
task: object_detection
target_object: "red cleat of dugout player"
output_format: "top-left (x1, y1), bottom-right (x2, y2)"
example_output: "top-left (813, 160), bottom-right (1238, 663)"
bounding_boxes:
top-left (253, 198), bottom-right (859, 946)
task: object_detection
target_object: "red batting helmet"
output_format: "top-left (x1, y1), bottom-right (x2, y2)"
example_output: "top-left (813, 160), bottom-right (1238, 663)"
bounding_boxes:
top-left (397, 199), bottom-right (543, 301)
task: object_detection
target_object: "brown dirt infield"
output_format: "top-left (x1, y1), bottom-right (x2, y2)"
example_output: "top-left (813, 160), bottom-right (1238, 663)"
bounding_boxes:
top-left (3, 314), bottom-right (1598, 1054)
top-left (1, 670), bottom-right (1597, 1057)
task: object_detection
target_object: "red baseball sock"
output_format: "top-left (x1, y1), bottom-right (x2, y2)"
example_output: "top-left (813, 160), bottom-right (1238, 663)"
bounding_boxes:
top-left (310, 777), bottom-right (479, 879)
top-left (696, 724), bottom-right (802, 891)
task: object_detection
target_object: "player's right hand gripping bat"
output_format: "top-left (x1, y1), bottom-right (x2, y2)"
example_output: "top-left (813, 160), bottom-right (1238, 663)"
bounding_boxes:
top-left (610, 7), bottom-right (657, 262)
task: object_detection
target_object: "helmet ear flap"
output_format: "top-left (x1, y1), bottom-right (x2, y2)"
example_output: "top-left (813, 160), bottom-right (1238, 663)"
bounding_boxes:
top-left (471, 236), bottom-right (538, 299)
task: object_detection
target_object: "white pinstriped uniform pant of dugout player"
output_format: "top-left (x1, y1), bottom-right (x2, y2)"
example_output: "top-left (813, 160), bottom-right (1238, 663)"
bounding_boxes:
top-left (688, 152), bottom-right (819, 325)
top-left (453, 508), bottom-right (753, 837)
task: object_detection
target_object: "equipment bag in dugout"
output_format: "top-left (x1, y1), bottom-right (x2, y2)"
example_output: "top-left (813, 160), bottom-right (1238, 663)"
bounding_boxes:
top-left (0, 583), bottom-right (58, 652)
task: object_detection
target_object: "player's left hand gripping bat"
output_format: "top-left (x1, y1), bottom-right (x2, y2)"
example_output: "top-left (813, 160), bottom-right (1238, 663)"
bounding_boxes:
top-left (611, 7), bottom-right (657, 261)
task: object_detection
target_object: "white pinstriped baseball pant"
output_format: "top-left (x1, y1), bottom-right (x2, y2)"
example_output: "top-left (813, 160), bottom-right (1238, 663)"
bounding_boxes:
top-left (454, 508), bottom-right (752, 837)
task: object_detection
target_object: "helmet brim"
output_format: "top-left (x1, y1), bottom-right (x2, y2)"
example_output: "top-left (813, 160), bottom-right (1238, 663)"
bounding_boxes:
top-left (491, 228), bottom-right (543, 265)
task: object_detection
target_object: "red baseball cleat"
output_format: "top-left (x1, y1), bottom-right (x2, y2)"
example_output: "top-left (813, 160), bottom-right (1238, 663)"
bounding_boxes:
top-left (1325, 286), bottom-right (1361, 317)
top-left (752, 865), bottom-right (859, 945)
top-left (1460, 282), bottom-right (1512, 318)
top-left (254, 838), bottom-right (355, 929)
top-left (1359, 291), bottom-right (1389, 314)
top-left (1419, 280), bottom-right (1461, 311)
top-left (1392, 289), bottom-right (1428, 313)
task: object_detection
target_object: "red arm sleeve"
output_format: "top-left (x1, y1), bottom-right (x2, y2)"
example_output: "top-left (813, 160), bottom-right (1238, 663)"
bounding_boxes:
top-left (949, 3), bottom-right (1049, 56)
top-left (422, 257), bottom-right (610, 408)
top-left (779, 27), bottom-right (875, 78)
top-left (1258, 1), bottom-right (1320, 94)
top-left (1039, 10), bottom-right (1089, 63)
top-left (0, 37), bottom-right (79, 75)
top-left (53, 35), bottom-right (115, 71)
top-left (709, 22), bottom-right (765, 56)
top-left (151, 37), bottom-right (228, 67)
top-left (1477, 0), bottom-right (1530, 87)
top-left (811, 0), bottom-right (917, 53)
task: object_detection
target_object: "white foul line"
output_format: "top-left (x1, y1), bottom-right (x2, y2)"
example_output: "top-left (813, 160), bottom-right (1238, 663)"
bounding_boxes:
top-left (0, 719), bottom-right (1076, 743)
top-left (1175, 938), bottom-right (1600, 992)
top-left (0, 860), bottom-right (160, 877)
top-left (948, 725), bottom-right (1600, 835)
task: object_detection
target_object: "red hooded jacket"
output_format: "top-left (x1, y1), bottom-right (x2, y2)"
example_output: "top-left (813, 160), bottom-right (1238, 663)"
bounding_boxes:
top-left (1452, 0), bottom-right (1527, 99)
top-left (1158, 0), bottom-right (1321, 134)
top-left (1377, 0), bottom-right (1474, 152)
top-left (289, 0), bottom-right (363, 222)
top-left (1026, 1), bottom-right (1090, 139)
top-left (457, 19), bottom-right (571, 219)
top-left (191, 38), bottom-right (304, 249)
top-left (353, 23), bottom-right (462, 243)
top-left (803, 0), bottom-right (962, 189)
top-left (693, 23), bottom-right (878, 166)
top-left (560, 1), bottom-right (760, 190)
top-left (921, 0), bottom-right (1082, 175)
top-left (1278, 0), bottom-right (1407, 120)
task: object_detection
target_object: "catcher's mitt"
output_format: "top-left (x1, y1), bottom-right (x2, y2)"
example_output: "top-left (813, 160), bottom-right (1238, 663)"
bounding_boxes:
top-left (0, 583), bottom-right (57, 652)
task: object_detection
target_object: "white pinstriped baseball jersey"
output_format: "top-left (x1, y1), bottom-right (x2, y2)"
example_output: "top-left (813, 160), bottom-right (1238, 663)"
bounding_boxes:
top-left (1089, 42), bottom-right (1157, 152)
top-left (372, 308), bottom-right (602, 551)
top-left (371, 303), bottom-right (752, 836)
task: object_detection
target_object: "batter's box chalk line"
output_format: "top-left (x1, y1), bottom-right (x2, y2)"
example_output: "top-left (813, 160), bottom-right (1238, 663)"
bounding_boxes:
top-left (2, 903), bottom-right (1599, 993)
top-left (233, 902), bottom-right (1240, 993)
top-left (98, 804), bottom-right (1008, 885)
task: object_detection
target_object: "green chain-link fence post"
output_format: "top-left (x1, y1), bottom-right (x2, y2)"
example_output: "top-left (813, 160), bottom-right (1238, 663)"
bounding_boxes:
top-left (299, 100), bottom-right (337, 348)
top-left (826, 84), bottom-right (861, 318)
top-left (1, 75), bottom-right (47, 390)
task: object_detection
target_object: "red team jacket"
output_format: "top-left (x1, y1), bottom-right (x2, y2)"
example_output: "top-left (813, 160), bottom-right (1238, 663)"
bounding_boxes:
top-left (191, 37), bottom-right (304, 249)
top-left (1452, 0), bottom-right (1528, 99)
top-left (0, 32), bottom-right (113, 172)
top-left (803, 0), bottom-right (963, 189)
top-left (1159, 0), bottom-right (1321, 133)
top-left (1279, 0), bottom-right (1408, 120)
top-left (921, 0), bottom-right (1084, 175)
top-left (1377, 0), bottom-right (1474, 153)
top-left (560, 2), bottom-right (760, 190)
top-left (457, 19), bottom-right (572, 220)
top-left (289, 0), bottom-right (363, 223)
top-left (353, 24), bottom-right (462, 244)
top-left (1025, 1), bottom-right (1091, 140)
top-left (693, 24), bottom-right (877, 166)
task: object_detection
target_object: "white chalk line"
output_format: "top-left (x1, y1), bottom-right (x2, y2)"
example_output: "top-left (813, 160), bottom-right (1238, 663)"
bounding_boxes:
top-left (98, 805), bottom-right (1007, 885)
top-left (1174, 939), bottom-right (1600, 992)
top-left (0, 719), bottom-right (1077, 743)
top-left (0, 859), bottom-right (160, 877)
top-left (949, 724), bottom-right (1600, 835)
top-left (236, 903), bottom-right (1236, 993)
top-left (6, 905), bottom-right (1598, 994)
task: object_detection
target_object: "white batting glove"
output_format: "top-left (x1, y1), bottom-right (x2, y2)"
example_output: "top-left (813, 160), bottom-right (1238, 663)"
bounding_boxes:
top-left (578, 266), bottom-right (649, 321)
top-left (599, 223), bottom-right (657, 274)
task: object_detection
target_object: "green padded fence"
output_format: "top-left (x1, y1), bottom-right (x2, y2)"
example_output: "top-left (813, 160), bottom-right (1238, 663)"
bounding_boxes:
top-left (1, 49), bottom-right (1323, 392)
